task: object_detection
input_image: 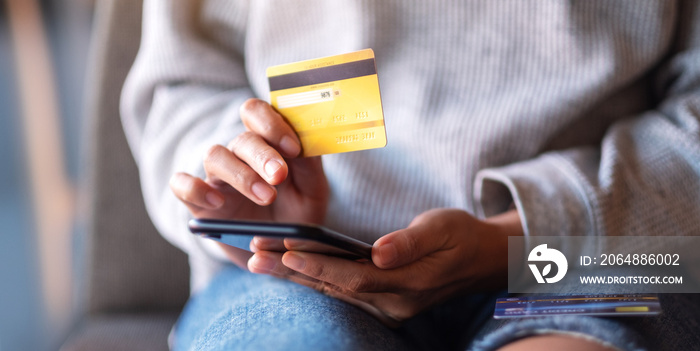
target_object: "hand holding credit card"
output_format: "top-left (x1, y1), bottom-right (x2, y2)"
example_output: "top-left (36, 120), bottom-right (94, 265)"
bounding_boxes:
top-left (267, 49), bottom-right (387, 157)
top-left (179, 51), bottom-right (387, 262)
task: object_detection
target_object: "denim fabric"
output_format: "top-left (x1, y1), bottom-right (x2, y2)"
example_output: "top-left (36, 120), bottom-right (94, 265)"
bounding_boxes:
top-left (472, 315), bottom-right (647, 350)
top-left (174, 266), bottom-right (500, 351)
top-left (471, 294), bottom-right (700, 351)
top-left (175, 266), bottom-right (700, 351)
top-left (173, 266), bottom-right (410, 351)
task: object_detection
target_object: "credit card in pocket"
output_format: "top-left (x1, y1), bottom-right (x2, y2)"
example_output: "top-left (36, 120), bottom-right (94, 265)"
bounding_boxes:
top-left (267, 49), bottom-right (387, 157)
top-left (493, 294), bottom-right (661, 319)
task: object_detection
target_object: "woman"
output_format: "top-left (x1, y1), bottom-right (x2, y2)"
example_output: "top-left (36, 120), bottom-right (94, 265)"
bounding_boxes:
top-left (121, 1), bottom-right (700, 349)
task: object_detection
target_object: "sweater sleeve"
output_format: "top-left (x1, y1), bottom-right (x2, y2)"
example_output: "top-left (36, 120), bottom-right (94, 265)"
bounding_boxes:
top-left (120, 0), bottom-right (252, 284)
top-left (474, 1), bottom-right (700, 240)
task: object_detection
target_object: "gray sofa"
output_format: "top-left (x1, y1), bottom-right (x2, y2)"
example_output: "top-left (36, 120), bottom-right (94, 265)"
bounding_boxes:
top-left (61, 1), bottom-right (190, 350)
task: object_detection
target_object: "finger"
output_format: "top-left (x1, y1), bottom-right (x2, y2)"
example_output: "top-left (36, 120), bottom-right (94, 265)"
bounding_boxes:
top-left (169, 172), bottom-right (225, 210)
top-left (284, 238), bottom-right (365, 259)
top-left (251, 236), bottom-right (286, 252)
top-left (203, 144), bottom-right (276, 205)
top-left (250, 253), bottom-right (398, 327)
top-left (228, 131), bottom-right (288, 185)
top-left (259, 250), bottom-right (407, 327)
top-left (372, 223), bottom-right (448, 270)
top-left (239, 98), bottom-right (301, 157)
top-left (281, 251), bottom-right (393, 293)
top-left (247, 251), bottom-right (315, 284)
top-left (251, 251), bottom-right (403, 327)
top-left (247, 250), bottom-right (287, 275)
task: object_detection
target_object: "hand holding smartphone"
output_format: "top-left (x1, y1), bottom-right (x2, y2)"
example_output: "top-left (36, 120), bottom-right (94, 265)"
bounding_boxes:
top-left (188, 218), bottom-right (373, 260)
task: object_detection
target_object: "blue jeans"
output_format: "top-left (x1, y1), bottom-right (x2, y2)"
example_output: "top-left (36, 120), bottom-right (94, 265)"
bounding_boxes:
top-left (174, 266), bottom-right (699, 351)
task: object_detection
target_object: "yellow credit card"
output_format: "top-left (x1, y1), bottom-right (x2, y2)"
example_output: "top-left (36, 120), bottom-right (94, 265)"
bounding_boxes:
top-left (267, 49), bottom-right (387, 157)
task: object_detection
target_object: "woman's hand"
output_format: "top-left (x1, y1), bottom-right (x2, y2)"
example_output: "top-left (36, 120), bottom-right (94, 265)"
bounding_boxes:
top-left (169, 98), bottom-right (329, 267)
top-left (248, 208), bottom-right (523, 325)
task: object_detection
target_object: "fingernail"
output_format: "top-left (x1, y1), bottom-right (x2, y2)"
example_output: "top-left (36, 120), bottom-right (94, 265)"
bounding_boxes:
top-left (376, 243), bottom-right (398, 267)
top-left (283, 253), bottom-right (306, 271)
top-left (251, 182), bottom-right (274, 202)
top-left (279, 135), bottom-right (301, 157)
top-left (264, 159), bottom-right (282, 178)
top-left (249, 254), bottom-right (276, 273)
top-left (205, 191), bottom-right (224, 208)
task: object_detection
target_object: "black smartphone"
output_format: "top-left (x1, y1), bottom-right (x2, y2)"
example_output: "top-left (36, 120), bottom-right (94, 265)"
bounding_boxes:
top-left (188, 218), bottom-right (373, 260)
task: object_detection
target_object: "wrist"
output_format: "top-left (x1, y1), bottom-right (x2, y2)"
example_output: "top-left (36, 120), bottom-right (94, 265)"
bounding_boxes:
top-left (484, 209), bottom-right (524, 237)
top-left (471, 209), bottom-right (523, 290)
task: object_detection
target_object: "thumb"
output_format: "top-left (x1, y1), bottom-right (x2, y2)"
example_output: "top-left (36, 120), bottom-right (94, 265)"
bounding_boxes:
top-left (372, 221), bottom-right (445, 270)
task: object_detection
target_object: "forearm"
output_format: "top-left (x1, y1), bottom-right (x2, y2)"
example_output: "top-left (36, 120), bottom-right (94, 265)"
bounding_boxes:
top-left (121, 0), bottom-right (253, 261)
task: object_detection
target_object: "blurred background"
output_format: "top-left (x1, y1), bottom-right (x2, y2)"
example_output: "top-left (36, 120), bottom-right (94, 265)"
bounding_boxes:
top-left (1, 0), bottom-right (94, 350)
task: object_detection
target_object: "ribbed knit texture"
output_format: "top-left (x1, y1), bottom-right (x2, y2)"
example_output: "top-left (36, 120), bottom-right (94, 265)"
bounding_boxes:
top-left (121, 0), bottom-right (700, 292)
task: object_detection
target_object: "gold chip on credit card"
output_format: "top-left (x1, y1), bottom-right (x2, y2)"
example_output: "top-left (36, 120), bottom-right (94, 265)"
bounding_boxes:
top-left (267, 49), bottom-right (387, 157)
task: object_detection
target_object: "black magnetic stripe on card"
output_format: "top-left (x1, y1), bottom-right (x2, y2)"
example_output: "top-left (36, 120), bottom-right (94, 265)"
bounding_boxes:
top-left (269, 58), bottom-right (377, 91)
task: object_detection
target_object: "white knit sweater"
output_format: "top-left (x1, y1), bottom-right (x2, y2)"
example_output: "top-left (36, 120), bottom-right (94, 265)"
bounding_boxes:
top-left (121, 0), bottom-right (700, 292)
